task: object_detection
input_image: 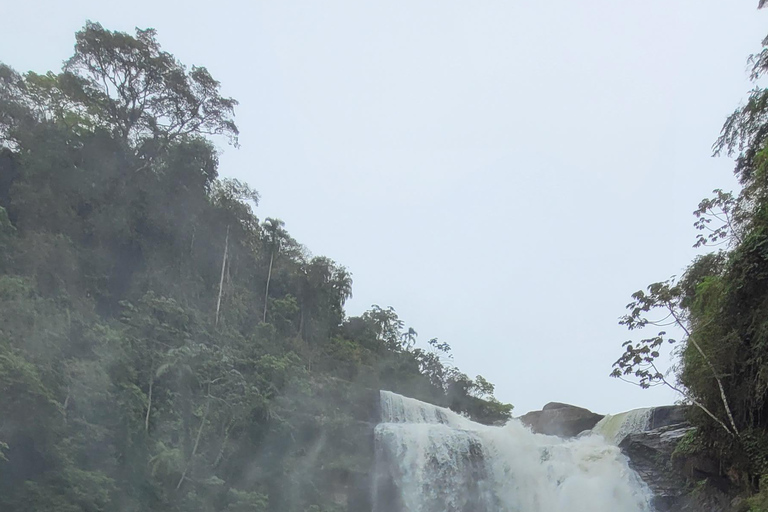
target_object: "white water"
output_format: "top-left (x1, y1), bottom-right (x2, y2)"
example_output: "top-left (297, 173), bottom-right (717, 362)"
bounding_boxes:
top-left (592, 408), bottom-right (653, 445)
top-left (374, 391), bottom-right (653, 512)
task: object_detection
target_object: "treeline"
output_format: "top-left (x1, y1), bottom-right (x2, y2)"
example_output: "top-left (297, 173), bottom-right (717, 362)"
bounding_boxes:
top-left (0, 22), bottom-right (511, 512)
top-left (612, 20), bottom-right (768, 506)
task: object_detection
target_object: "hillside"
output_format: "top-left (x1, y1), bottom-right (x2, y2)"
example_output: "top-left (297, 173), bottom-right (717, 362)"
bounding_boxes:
top-left (0, 22), bottom-right (511, 512)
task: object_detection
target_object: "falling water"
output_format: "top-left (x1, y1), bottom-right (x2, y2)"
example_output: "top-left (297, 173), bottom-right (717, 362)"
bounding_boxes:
top-left (373, 391), bottom-right (653, 512)
top-left (592, 408), bottom-right (654, 445)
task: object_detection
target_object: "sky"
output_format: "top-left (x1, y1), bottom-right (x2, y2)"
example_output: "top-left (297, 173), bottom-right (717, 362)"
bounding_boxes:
top-left (2, 0), bottom-right (766, 415)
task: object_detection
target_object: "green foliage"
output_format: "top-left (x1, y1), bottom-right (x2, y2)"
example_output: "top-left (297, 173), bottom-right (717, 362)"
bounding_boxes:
top-left (748, 475), bottom-right (768, 511)
top-left (0, 206), bottom-right (15, 247)
top-left (611, 278), bottom-right (682, 389)
top-left (671, 428), bottom-right (708, 462)
top-left (63, 21), bottom-right (239, 149)
top-left (0, 22), bottom-right (511, 512)
top-left (226, 489), bottom-right (268, 512)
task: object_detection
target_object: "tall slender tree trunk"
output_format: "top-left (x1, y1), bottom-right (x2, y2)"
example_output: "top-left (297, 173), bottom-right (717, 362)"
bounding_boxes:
top-left (262, 250), bottom-right (274, 323)
top-left (189, 224), bottom-right (197, 255)
top-left (177, 397), bottom-right (210, 490)
top-left (145, 377), bottom-right (153, 433)
top-left (62, 386), bottom-right (70, 424)
top-left (670, 307), bottom-right (740, 436)
top-left (213, 417), bottom-right (236, 468)
top-left (689, 335), bottom-right (740, 436)
top-left (215, 226), bottom-right (230, 327)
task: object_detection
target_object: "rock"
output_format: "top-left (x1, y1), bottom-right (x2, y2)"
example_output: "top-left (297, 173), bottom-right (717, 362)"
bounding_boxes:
top-left (542, 402), bottom-right (581, 411)
top-left (648, 405), bottom-right (690, 430)
top-left (519, 403), bottom-right (604, 438)
top-left (672, 484), bottom-right (735, 512)
top-left (619, 422), bottom-right (732, 512)
top-left (619, 424), bottom-right (693, 510)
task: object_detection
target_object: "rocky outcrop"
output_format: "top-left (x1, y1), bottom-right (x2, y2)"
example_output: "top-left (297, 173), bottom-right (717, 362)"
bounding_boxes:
top-left (648, 405), bottom-right (689, 430)
top-left (519, 402), bottom-right (604, 437)
top-left (619, 424), bottom-right (694, 510)
top-left (615, 405), bottom-right (739, 512)
top-left (671, 487), bottom-right (739, 512)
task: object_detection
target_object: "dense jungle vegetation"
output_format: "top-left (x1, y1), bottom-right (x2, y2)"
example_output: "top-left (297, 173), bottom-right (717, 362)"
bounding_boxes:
top-left (0, 22), bottom-right (512, 512)
top-left (612, 17), bottom-right (768, 505)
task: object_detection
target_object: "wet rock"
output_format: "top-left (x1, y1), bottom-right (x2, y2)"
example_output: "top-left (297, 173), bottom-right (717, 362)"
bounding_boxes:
top-left (619, 424), bottom-right (693, 510)
top-left (648, 405), bottom-right (689, 430)
top-left (519, 403), bottom-right (604, 438)
top-left (613, 405), bottom-right (743, 512)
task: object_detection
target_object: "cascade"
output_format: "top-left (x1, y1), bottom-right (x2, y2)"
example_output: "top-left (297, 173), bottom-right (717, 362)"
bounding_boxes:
top-left (373, 391), bottom-right (653, 512)
top-left (592, 408), bottom-right (654, 445)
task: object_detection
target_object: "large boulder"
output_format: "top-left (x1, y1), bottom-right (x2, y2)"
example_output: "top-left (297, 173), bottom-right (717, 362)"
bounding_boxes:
top-left (519, 402), bottom-right (604, 437)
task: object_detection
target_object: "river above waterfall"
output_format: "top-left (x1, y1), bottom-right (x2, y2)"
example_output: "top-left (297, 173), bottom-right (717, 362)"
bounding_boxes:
top-left (373, 391), bottom-right (654, 512)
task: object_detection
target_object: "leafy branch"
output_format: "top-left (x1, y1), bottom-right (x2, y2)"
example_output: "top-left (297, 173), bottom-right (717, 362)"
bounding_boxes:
top-left (611, 279), bottom-right (739, 436)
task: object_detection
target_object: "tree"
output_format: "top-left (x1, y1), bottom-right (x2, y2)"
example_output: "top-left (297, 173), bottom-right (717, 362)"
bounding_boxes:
top-left (215, 226), bottom-right (230, 327)
top-left (261, 218), bottom-right (286, 323)
top-left (296, 257), bottom-right (352, 342)
top-left (693, 189), bottom-right (743, 249)
top-left (611, 276), bottom-right (739, 436)
top-left (613, 19), bottom-right (768, 477)
top-left (0, 207), bottom-right (15, 270)
top-left (63, 21), bottom-right (238, 151)
top-left (363, 305), bottom-right (406, 352)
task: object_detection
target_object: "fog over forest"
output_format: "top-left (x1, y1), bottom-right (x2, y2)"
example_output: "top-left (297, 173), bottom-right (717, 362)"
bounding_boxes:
top-left (4, 3), bottom-right (768, 512)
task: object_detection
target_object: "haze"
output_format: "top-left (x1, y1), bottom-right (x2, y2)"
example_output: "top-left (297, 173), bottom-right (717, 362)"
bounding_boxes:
top-left (2, 0), bottom-right (765, 414)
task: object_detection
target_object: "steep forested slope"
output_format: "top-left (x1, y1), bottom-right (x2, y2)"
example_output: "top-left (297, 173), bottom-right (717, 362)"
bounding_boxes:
top-left (0, 22), bottom-right (511, 512)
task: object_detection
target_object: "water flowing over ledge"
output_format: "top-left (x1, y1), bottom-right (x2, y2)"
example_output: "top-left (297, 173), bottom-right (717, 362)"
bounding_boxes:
top-left (373, 390), bottom-right (654, 512)
top-left (592, 408), bottom-right (654, 445)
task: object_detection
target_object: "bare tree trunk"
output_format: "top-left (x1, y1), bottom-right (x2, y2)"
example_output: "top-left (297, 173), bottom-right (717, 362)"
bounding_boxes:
top-left (176, 397), bottom-right (210, 490)
top-left (655, 370), bottom-right (735, 437)
top-left (215, 226), bottom-right (230, 327)
top-left (62, 386), bottom-right (70, 424)
top-left (669, 306), bottom-right (740, 436)
top-left (689, 335), bottom-right (740, 436)
top-left (262, 250), bottom-right (274, 323)
top-left (145, 378), bottom-right (153, 433)
top-left (213, 417), bottom-right (235, 468)
top-left (189, 224), bottom-right (196, 255)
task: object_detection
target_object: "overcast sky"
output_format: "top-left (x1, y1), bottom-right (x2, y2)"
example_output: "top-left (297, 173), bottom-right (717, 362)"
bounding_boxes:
top-left (2, 1), bottom-right (767, 415)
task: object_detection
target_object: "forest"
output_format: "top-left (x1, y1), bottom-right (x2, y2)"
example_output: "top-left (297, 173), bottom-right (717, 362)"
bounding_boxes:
top-left (0, 22), bottom-right (512, 512)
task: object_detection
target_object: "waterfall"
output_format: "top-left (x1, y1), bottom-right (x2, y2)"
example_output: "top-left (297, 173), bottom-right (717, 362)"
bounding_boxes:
top-left (373, 391), bottom-right (653, 512)
top-left (592, 408), bottom-right (654, 445)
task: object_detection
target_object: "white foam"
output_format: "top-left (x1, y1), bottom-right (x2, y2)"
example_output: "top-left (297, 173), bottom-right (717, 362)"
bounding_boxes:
top-left (374, 391), bottom-right (653, 512)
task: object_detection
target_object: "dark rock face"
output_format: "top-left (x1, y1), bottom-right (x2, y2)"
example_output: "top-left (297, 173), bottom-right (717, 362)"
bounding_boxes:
top-left (648, 405), bottom-right (689, 430)
top-left (519, 403), bottom-right (604, 438)
top-left (672, 487), bottom-right (737, 512)
top-left (619, 420), bottom-right (732, 512)
top-left (619, 424), bottom-right (693, 510)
